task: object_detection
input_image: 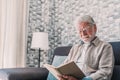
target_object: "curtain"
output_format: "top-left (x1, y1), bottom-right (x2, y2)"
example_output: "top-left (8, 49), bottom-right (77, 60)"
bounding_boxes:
top-left (0, 0), bottom-right (27, 68)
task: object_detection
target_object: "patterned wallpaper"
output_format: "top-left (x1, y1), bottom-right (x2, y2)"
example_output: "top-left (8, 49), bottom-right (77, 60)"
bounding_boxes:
top-left (26, 0), bottom-right (120, 67)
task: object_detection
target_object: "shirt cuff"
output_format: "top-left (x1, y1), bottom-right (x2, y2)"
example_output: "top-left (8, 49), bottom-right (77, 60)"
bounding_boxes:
top-left (82, 76), bottom-right (92, 80)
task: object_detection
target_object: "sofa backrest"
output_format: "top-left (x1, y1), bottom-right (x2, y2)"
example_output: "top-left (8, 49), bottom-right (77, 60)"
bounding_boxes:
top-left (54, 42), bottom-right (120, 80)
top-left (54, 46), bottom-right (72, 56)
top-left (110, 42), bottom-right (120, 80)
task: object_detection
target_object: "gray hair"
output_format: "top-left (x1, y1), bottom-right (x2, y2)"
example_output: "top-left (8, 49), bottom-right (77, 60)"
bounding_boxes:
top-left (80, 15), bottom-right (95, 24)
top-left (74, 15), bottom-right (96, 33)
top-left (74, 15), bottom-right (95, 28)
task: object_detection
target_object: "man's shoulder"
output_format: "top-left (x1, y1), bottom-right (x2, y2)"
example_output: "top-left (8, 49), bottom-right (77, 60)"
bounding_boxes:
top-left (99, 40), bottom-right (112, 47)
top-left (95, 37), bottom-right (111, 47)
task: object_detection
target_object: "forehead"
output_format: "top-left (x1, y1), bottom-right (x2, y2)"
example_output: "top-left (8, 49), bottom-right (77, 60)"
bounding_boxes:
top-left (78, 22), bottom-right (91, 28)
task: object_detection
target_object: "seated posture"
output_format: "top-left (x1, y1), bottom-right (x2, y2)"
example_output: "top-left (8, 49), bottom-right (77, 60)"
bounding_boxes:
top-left (58, 15), bottom-right (114, 80)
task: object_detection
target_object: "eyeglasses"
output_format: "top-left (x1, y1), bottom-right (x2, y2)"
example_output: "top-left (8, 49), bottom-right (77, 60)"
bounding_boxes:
top-left (79, 26), bottom-right (91, 33)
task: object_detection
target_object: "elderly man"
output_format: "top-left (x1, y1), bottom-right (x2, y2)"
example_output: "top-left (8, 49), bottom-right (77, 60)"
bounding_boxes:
top-left (58, 15), bottom-right (114, 80)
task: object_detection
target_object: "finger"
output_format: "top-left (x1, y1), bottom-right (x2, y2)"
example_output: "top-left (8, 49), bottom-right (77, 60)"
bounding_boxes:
top-left (57, 75), bottom-right (64, 80)
top-left (57, 75), bottom-right (62, 78)
top-left (62, 75), bottom-right (69, 79)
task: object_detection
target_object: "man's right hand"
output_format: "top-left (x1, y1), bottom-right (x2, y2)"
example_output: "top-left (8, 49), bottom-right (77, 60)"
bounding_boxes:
top-left (57, 75), bottom-right (78, 80)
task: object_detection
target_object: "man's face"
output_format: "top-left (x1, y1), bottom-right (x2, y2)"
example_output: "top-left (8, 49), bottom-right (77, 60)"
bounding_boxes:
top-left (78, 22), bottom-right (96, 43)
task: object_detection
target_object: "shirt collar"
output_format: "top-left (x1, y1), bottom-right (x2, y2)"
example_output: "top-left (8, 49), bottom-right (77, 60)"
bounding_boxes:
top-left (80, 36), bottom-right (100, 46)
top-left (91, 36), bottom-right (100, 46)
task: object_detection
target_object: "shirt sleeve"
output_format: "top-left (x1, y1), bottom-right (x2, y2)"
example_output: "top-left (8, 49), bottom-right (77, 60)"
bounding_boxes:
top-left (82, 76), bottom-right (92, 80)
top-left (63, 45), bottom-right (74, 63)
top-left (89, 44), bottom-right (114, 80)
top-left (63, 44), bottom-right (80, 64)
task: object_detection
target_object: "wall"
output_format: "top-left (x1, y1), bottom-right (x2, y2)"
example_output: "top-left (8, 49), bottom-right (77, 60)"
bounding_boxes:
top-left (26, 0), bottom-right (120, 67)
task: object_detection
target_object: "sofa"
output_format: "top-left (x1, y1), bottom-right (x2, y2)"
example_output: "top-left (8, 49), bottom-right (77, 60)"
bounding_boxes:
top-left (0, 42), bottom-right (120, 80)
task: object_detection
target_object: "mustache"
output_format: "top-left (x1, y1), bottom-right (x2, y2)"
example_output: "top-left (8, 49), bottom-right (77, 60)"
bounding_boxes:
top-left (82, 35), bottom-right (92, 38)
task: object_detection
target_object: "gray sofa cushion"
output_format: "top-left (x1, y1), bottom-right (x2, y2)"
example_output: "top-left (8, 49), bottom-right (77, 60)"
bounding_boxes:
top-left (0, 68), bottom-right (48, 80)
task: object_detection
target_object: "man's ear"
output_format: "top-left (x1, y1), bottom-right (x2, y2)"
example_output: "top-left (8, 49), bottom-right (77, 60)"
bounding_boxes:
top-left (94, 24), bottom-right (97, 32)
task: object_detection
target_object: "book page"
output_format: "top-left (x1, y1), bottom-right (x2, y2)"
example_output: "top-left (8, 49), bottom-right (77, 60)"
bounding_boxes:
top-left (44, 64), bottom-right (62, 79)
top-left (57, 61), bottom-right (85, 79)
top-left (44, 61), bottom-right (85, 80)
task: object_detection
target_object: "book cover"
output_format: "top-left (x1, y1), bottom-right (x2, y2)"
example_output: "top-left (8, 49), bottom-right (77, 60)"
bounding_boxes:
top-left (44, 61), bottom-right (85, 80)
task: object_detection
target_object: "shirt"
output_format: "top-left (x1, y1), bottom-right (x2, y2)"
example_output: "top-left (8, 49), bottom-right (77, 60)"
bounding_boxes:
top-left (63, 37), bottom-right (114, 80)
top-left (76, 43), bottom-right (90, 75)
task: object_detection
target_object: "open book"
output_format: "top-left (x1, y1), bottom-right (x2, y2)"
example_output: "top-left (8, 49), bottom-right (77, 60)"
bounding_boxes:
top-left (44, 61), bottom-right (85, 80)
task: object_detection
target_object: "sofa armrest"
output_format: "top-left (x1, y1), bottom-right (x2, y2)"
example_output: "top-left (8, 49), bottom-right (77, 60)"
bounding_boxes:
top-left (0, 67), bottom-right (49, 80)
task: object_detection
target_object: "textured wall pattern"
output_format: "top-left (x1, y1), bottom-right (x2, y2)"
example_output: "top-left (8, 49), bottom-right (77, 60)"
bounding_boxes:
top-left (26, 0), bottom-right (120, 67)
top-left (26, 0), bottom-right (50, 67)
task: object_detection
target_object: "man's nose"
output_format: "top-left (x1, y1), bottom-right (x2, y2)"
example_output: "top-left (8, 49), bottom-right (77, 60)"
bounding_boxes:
top-left (82, 30), bottom-right (87, 35)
